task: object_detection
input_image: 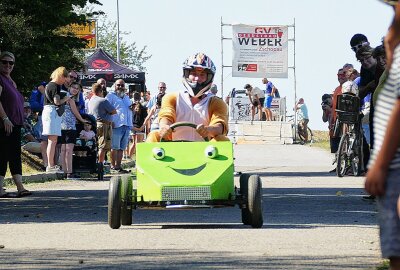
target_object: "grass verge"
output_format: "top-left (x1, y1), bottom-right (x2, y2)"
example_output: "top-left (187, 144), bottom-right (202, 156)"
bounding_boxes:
top-left (311, 130), bottom-right (330, 152)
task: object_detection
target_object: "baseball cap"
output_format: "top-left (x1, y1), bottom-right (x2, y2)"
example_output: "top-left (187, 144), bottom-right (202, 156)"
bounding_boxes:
top-left (24, 102), bottom-right (31, 108)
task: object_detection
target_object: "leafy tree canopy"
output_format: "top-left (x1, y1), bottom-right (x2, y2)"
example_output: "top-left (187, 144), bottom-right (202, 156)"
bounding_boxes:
top-left (96, 16), bottom-right (151, 72)
top-left (0, 0), bottom-right (102, 95)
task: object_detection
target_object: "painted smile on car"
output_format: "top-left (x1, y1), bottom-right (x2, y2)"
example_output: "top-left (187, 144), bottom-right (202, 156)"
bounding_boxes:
top-left (170, 163), bottom-right (207, 176)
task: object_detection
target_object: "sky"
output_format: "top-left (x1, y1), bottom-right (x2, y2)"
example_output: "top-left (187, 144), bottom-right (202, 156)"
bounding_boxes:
top-left (95, 0), bottom-right (394, 130)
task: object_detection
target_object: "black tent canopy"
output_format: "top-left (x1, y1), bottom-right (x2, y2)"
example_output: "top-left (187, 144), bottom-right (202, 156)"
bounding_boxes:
top-left (78, 48), bottom-right (145, 90)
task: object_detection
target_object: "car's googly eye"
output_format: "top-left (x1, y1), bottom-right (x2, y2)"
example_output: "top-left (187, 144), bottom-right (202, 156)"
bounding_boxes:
top-left (152, 147), bottom-right (165, 160)
top-left (205, 145), bottom-right (218, 159)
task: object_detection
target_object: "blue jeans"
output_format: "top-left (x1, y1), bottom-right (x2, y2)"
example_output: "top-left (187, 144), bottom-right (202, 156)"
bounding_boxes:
top-left (362, 123), bottom-right (370, 145)
top-left (111, 125), bottom-right (131, 150)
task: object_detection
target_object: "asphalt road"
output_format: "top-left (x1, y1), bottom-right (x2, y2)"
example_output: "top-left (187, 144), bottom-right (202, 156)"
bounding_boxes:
top-left (0, 144), bottom-right (380, 269)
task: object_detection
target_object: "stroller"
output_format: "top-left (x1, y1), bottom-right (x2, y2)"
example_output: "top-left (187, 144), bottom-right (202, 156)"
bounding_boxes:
top-left (72, 114), bottom-right (104, 180)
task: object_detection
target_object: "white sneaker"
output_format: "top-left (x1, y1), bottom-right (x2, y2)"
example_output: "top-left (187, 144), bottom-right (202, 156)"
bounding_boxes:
top-left (46, 166), bottom-right (64, 174)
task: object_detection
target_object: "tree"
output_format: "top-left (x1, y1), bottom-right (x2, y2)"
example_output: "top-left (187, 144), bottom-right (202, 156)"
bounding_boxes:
top-left (95, 16), bottom-right (151, 72)
top-left (0, 0), bottom-right (102, 95)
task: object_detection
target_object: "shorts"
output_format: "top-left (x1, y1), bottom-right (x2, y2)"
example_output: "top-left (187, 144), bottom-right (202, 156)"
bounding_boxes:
top-left (264, 95), bottom-right (273, 108)
top-left (259, 98), bottom-right (265, 107)
top-left (97, 122), bottom-right (112, 151)
top-left (300, 119), bottom-right (309, 128)
top-left (59, 129), bottom-right (77, 144)
top-left (378, 169), bottom-right (400, 258)
top-left (42, 105), bottom-right (62, 136)
top-left (112, 125), bottom-right (131, 150)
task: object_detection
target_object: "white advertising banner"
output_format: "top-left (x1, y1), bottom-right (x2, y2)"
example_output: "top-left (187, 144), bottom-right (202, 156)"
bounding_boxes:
top-left (232, 24), bottom-right (288, 78)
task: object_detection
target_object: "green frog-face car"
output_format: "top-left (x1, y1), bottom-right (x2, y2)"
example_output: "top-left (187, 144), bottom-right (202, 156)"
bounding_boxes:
top-left (107, 123), bottom-right (263, 229)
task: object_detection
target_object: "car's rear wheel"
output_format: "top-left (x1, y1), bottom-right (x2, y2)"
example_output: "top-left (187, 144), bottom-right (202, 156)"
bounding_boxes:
top-left (247, 175), bottom-right (263, 228)
top-left (239, 173), bottom-right (251, 225)
top-left (108, 176), bottom-right (121, 229)
top-left (121, 175), bottom-right (133, 225)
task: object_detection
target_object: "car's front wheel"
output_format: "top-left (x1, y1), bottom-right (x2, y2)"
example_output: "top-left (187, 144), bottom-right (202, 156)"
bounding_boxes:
top-left (108, 176), bottom-right (121, 229)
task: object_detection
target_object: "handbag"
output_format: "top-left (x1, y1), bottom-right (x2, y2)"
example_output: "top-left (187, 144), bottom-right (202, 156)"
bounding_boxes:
top-left (44, 85), bottom-right (65, 117)
top-left (55, 105), bottom-right (65, 117)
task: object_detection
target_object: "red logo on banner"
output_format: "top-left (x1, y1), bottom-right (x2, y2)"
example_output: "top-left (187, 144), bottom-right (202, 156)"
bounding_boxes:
top-left (246, 64), bottom-right (257, 72)
top-left (92, 60), bottom-right (110, 70)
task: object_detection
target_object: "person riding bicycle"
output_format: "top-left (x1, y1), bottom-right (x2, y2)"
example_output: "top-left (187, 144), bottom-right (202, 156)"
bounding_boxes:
top-left (295, 98), bottom-right (309, 142)
top-left (146, 52), bottom-right (229, 142)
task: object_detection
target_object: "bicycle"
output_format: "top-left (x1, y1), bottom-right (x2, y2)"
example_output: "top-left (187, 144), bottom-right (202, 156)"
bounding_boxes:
top-left (335, 94), bottom-right (364, 177)
top-left (286, 114), bottom-right (313, 145)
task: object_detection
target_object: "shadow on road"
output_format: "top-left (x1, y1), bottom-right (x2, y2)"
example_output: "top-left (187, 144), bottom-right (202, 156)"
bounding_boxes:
top-left (0, 248), bottom-right (377, 269)
top-left (0, 186), bottom-right (377, 228)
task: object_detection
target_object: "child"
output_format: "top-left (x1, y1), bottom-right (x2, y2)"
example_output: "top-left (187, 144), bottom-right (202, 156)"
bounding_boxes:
top-left (76, 122), bottom-right (95, 148)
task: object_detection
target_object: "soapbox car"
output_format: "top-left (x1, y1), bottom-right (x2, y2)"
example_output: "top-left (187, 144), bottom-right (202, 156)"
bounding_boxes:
top-left (107, 122), bottom-right (263, 229)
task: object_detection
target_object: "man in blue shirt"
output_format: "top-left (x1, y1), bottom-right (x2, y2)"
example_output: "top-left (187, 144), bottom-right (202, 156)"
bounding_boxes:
top-left (295, 98), bottom-right (309, 143)
top-left (262, 78), bottom-right (277, 121)
top-left (106, 79), bottom-right (132, 173)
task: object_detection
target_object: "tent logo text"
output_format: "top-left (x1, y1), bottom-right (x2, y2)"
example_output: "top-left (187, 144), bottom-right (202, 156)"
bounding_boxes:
top-left (114, 74), bottom-right (139, 79)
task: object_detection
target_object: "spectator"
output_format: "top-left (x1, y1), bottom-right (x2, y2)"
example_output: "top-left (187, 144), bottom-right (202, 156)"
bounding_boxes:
top-left (58, 82), bottom-right (88, 179)
top-left (142, 90), bottom-right (151, 107)
top-left (106, 79), bottom-right (132, 173)
top-left (295, 98), bottom-right (309, 143)
top-left (351, 35), bottom-right (377, 149)
top-left (365, 2), bottom-right (400, 269)
top-left (67, 70), bottom-right (85, 114)
top-left (244, 83), bottom-right (264, 122)
top-left (21, 102), bottom-right (41, 155)
top-left (321, 92), bottom-right (337, 173)
top-left (146, 52), bottom-right (228, 142)
top-left (128, 92), bottom-right (147, 158)
top-left (76, 122), bottom-right (96, 148)
top-left (262, 77), bottom-right (277, 121)
top-left (372, 44), bottom-right (388, 104)
top-left (330, 68), bottom-right (346, 152)
top-left (87, 83), bottom-right (116, 165)
top-left (147, 82), bottom-right (167, 111)
top-left (142, 92), bottom-right (165, 132)
top-left (97, 78), bottom-right (108, 99)
top-left (42, 66), bottom-right (70, 173)
top-left (0, 51), bottom-right (32, 197)
top-left (209, 84), bottom-right (218, 96)
top-left (224, 87), bottom-right (237, 105)
top-left (29, 81), bottom-right (48, 167)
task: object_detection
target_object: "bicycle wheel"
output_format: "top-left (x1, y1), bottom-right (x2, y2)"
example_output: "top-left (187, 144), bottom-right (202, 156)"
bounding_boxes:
top-left (298, 125), bottom-right (311, 145)
top-left (336, 133), bottom-right (349, 177)
top-left (307, 127), bottom-right (313, 145)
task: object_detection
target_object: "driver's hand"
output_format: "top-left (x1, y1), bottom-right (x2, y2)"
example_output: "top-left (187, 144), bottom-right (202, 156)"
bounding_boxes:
top-left (159, 124), bottom-right (172, 139)
top-left (196, 124), bottom-right (209, 138)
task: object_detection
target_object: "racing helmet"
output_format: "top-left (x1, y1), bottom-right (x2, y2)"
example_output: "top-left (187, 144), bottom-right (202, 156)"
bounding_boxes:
top-left (182, 53), bottom-right (216, 97)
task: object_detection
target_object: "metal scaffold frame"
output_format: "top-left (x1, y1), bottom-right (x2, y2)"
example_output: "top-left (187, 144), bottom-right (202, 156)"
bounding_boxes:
top-left (220, 18), bottom-right (298, 139)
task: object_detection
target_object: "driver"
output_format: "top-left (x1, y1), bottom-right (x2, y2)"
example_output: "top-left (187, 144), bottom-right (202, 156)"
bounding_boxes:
top-left (146, 53), bottom-right (229, 142)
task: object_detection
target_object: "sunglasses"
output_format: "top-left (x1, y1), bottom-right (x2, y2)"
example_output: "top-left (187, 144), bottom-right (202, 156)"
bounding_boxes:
top-left (351, 41), bottom-right (369, 52)
top-left (69, 75), bottom-right (77, 79)
top-left (116, 84), bottom-right (125, 87)
top-left (159, 87), bottom-right (166, 89)
top-left (1, 60), bottom-right (14, 65)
